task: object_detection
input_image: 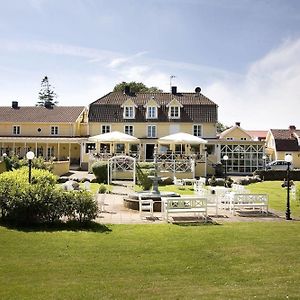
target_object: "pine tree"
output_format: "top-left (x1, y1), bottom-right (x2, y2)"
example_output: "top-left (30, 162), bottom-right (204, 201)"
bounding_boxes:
top-left (36, 76), bottom-right (58, 107)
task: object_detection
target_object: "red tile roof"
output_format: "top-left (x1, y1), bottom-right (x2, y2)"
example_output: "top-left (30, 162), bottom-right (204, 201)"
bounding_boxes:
top-left (0, 106), bottom-right (85, 123)
top-left (270, 129), bottom-right (300, 151)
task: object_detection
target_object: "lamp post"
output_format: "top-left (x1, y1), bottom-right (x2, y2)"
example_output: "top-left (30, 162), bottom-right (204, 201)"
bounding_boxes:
top-left (262, 155), bottom-right (267, 171)
top-left (223, 155), bottom-right (229, 178)
top-left (26, 151), bottom-right (35, 184)
top-left (285, 154), bottom-right (293, 220)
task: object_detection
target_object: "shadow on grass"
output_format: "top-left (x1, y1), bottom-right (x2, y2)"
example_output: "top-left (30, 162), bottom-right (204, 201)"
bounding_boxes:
top-left (172, 216), bottom-right (222, 226)
top-left (0, 220), bottom-right (112, 233)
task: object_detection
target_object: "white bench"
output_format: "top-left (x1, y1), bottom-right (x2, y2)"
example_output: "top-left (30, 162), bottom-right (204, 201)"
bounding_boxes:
top-left (162, 197), bottom-right (207, 222)
top-left (231, 194), bottom-right (268, 215)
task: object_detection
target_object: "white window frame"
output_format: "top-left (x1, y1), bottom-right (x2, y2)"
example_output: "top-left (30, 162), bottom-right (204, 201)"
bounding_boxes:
top-left (169, 106), bottom-right (180, 119)
top-left (124, 125), bottom-right (134, 136)
top-left (146, 106), bottom-right (157, 119)
top-left (193, 124), bottom-right (202, 137)
top-left (13, 125), bottom-right (21, 135)
top-left (123, 106), bottom-right (135, 119)
top-left (51, 126), bottom-right (59, 135)
top-left (147, 125), bottom-right (156, 138)
top-left (101, 124), bottom-right (111, 134)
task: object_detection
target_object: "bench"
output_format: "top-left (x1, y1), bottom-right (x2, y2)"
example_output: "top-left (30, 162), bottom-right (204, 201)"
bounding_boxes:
top-left (162, 196), bottom-right (207, 222)
top-left (231, 194), bottom-right (268, 215)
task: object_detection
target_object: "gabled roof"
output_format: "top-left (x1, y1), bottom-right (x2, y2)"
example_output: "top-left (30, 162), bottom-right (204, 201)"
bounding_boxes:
top-left (0, 106), bottom-right (86, 123)
top-left (246, 130), bottom-right (268, 141)
top-left (89, 91), bottom-right (217, 123)
top-left (219, 124), bottom-right (252, 140)
top-left (270, 129), bottom-right (300, 151)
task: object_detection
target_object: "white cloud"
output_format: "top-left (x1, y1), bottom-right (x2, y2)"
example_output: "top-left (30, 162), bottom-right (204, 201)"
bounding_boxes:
top-left (205, 38), bottom-right (300, 130)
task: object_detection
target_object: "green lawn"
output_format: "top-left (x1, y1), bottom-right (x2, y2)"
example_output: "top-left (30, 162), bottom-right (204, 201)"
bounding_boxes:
top-left (247, 181), bottom-right (300, 218)
top-left (0, 222), bottom-right (300, 299)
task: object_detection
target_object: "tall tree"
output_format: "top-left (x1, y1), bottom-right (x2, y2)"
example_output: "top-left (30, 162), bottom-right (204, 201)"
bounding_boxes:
top-left (216, 122), bottom-right (230, 133)
top-left (36, 76), bottom-right (58, 106)
top-left (113, 81), bottom-right (163, 93)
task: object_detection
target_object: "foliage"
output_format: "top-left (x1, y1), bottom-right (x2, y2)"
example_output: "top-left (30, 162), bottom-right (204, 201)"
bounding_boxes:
top-left (254, 169), bottom-right (300, 181)
top-left (1, 223), bottom-right (300, 299)
top-left (238, 176), bottom-right (262, 185)
top-left (36, 76), bottom-right (58, 107)
top-left (136, 164), bottom-right (155, 190)
top-left (216, 121), bottom-right (230, 133)
top-left (113, 81), bottom-right (162, 93)
top-left (91, 161), bottom-right (108, 183)
top-left (137, 162), bottom-right (155, 169)
top-left (0, 168), bottom-right (98, 225)
top-left (98, 184), bottom-right (107, 194)
top-left (0, 161), bottom-right (6, 174)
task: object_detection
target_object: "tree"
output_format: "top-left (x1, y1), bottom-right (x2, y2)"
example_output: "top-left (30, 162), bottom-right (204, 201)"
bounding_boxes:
top-left (113, 81), bottom-right (162, 93)
top-left (216, 122), bottom-right (230, 134)
top-left (36, 76), bottom-right (58, 107)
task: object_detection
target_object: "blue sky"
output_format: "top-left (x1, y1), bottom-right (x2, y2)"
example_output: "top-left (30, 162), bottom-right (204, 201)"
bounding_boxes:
top-left (1, 0), bottom-right (300, 129)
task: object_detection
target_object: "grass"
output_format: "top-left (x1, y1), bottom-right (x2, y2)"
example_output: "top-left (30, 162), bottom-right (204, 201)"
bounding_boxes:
top-left (247, 181), bottom-right (300, 218)
top-left (1, 222), bottom-right (300, 299)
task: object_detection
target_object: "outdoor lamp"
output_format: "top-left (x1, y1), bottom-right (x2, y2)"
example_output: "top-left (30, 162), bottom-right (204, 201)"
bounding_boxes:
top-left (26, 151), bottom-right (35, 184)
top-left (284, 154), bottom-right (293, 220)
top-left (262, 155), bottom-right (267, 171)
top-left (223, 155), bottom-right (229, 178)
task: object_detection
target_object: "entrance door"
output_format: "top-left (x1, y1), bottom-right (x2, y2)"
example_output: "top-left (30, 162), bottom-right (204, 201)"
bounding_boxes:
top-left (146, 144), bottom-right (155, 160)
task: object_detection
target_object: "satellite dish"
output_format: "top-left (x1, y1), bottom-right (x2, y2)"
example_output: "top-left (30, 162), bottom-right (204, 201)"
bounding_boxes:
top-left (195, 87), bottom-right (201, 93)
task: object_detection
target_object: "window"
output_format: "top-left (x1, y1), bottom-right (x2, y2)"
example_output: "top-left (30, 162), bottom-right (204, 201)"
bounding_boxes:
top-left (169, 106), bottom-right (180, 118)
top-left (51, 126), bottom-right (59, 135)
top-left (241, 137), bottom-right (247, 141)
top-left (147, 125), bottom-right (156, 138)
top-left (226, 137), bottom-right (233, 140)
top-left (13, 125), bottom-right (20, 135)
top-left (47, 147), bottom-right (55, 158)
top-left (85, 143), bottom-right (96, 153)
top-left (101, 125), bottom-right (111, 133)
top-left (124, 106), bottom-right (134, 119)
top-left (124, 125), bottom-right (134, 136)
top-left (147, 106), bottom-right (157, 119)
top-left (193, 124), bottom-right (202, 137)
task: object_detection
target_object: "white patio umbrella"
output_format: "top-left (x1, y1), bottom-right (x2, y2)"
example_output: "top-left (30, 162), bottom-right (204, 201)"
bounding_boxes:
top-left (89, 131), bottom-right (140, 143)
top-left (158, 132), bottom-right (207, 144)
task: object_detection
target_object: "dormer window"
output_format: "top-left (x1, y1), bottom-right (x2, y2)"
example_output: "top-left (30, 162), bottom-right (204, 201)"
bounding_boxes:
top-left (147, 106), bottom-right (157, 119)
top-left (121, 99), bottom-right (137, 119)
top-left (144, 97), bottom-right (160, 120)
top-left (170, 106), bottom-right (180, 119)
top-left (124, 106), bottom-right (134, 119)
top-left (167, 99), bottom-right (183, 119)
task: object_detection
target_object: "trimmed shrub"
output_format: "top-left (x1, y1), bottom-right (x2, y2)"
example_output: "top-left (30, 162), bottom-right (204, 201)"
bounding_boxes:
top-left (160, 177), bottom-right (173, 186)
top-left (98, 184), bottom-right (107, 194)
top-left (254, 170), bottom-right (300, 181)
top-left (137, 162), bottom-right (155, 169)
top-left (92, 161), bottom-right (108, 183)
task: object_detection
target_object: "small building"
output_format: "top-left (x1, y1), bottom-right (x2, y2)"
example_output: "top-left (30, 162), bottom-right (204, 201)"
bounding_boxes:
top-left (209, 122), bottom-right (266, 175)
top-left (0, 101), bottom-right (88, 165)
top-left (265, 125), bottom-right (300, 168)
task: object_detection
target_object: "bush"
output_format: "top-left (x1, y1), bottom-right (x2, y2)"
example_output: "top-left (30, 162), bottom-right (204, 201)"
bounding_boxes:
top-left (98, 184), bottom-right (107, 194)
top-left (137, 162), bottom-right (155, 169)
top-left (160, 177), bottom-right (173, 186)
top-left (92, 161), bottom-right (108, 183)
top-left (254, 170), bottom-right (300, 181)
top-left (136, 164), bottom-right (155, 190)
top-left (3, 155), bottom-right (53, 171)
top-left (0, 168), bottom-right (98, 225)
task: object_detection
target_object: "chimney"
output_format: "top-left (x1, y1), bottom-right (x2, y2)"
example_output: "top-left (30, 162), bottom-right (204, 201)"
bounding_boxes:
top-left (12, 101), bottom-right (19, 109)
top-left (124, 85), bottom-right (130, 95)
top-left (289, 125), bottom-right (296, 131)
top-left (235, 122), bottom-right (241, 127)
top-left (171, 86), bottom-right (177, 95)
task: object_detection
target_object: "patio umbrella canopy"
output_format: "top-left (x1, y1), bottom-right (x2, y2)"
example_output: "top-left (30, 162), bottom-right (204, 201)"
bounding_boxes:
top-left (158, 132), bottom-right (207, 144)
top-left (88, 131), bottom-right (140, 143)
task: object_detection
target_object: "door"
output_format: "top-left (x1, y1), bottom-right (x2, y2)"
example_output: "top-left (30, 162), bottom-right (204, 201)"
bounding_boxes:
top-left (146, 144), bottom-right (155, 160)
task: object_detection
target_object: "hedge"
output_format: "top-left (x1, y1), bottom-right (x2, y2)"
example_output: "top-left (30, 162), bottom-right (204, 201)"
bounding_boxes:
top-left (92, 161), bottom-right (108, 183)
top-left (254, 170), bottom-right (300, 181)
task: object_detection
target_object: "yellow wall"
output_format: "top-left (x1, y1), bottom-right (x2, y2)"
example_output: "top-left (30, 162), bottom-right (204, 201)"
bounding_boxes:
top-left (221, 127), bottom-right (252, 140)
top-left (46, 161), bottom-right (70, 176)
top-left (275, 152), bottom-right (300, 168)
top-left (89, 122), bottom-right (216, 138)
